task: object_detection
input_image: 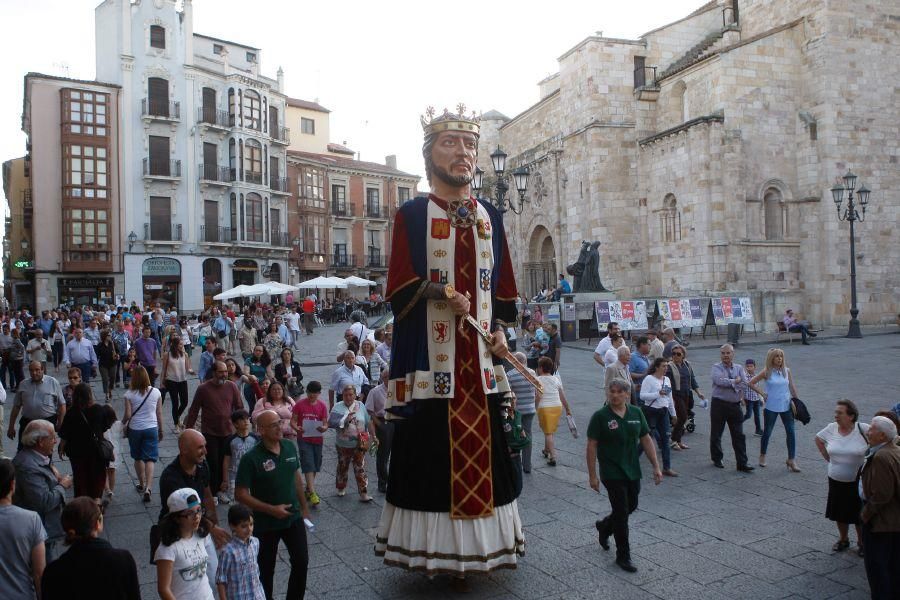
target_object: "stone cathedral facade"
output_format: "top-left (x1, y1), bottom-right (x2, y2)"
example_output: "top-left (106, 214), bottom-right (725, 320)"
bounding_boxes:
top-left (478, 0), bottom-right (899, 328)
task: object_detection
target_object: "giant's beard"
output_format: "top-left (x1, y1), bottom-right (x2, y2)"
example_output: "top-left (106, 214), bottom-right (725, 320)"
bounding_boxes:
top-left (429, 158), bottom-right (473, 188)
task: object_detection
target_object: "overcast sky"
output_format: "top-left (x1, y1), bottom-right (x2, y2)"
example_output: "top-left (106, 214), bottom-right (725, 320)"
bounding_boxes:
top-left (1, 0), bottom-right (700, 204)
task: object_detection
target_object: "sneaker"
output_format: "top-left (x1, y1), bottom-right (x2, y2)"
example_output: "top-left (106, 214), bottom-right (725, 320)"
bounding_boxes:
top-left (216, 491), bottom-right (231, 504)
top-left (310, 492), bottom-right (321, 505)
top-left (754, 430), bottom-right (763, 436)
top-left (337, 489), bottom-right (346, 497)
top-left (142, 489), bottom-right (151, 503)
top-left (135, 482), bottom-right (145, 493)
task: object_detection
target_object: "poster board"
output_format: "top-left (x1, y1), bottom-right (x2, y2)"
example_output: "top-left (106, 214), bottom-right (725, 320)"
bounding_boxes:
top-left (656, 298), bottom-right (704, 329)
top-left (710, 296), bottom-right (754, 326)
top-left (595, 300), bottom-right (649, 331)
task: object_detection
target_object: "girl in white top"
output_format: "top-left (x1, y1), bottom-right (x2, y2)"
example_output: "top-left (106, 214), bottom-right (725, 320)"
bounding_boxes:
top-left (814, 399), bottom-right (870, 554)
top-left (121, 366), bottom-right (163, 501)
top-left (156, 488), bottom-right (215, 600)
top-left (534, 356), bottom-right (572, 467)
top-left (639, 360), bottom-right (675, 417)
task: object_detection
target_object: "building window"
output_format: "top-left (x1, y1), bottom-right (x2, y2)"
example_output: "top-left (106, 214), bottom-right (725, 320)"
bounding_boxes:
top-left (213, 43), bottom-right (224, 55)
top-left (246, 193), bottom-right (264, 242)
top-left (244, 140), bottom-right (262, 183)
top-left (305, 214), bottom-right (326, 254)
top-left (63, 144), bottom-right (108, 199)
top-left (331, 184), bottom-right (346, 213)
top-left (147, 77), bottom-right (170, 117)
top-left (398, 186), bottom-right (410, 207)
top-left (62, 89), bottom-right (108, 137)
top-left (65, 208), bottom-right (109, 262)
top-left (246, 51), bottom-right (257, 63)
top-left (301, 117), bottom-right (315, 135)
top-left (301, 167), bottom-right (324, 207)
top-left (149, 196), bottom-right (172, 240)
top-left (150, 25), bottom-right (165, 49)
top-left (243, 90), bottom-right (261, 130)
top-left (764, 188), bottom-right (784, 240)
top-left (660, 194), bottom-right (682, 242)
top-left (366, 187), bottom-right (380, 217)
top-left (230, 193), bottom-right (238, 241)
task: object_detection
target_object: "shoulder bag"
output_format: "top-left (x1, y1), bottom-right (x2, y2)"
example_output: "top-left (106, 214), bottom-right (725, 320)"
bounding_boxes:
top-left (123, 388), bottom-right (153, 437)
top-left (81, 409), bottom-right (114, 464)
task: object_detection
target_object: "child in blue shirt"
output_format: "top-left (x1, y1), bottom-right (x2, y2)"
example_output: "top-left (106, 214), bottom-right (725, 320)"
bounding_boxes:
top-left (216, 504), bottom-right (265, 600)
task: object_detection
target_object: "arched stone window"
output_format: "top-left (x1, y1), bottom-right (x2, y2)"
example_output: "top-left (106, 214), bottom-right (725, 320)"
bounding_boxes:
top-left (661, 194), bottom-right (682, 242)
top-left (202, 258), bottom-right (222, 306)
top-left (764, 188), bottom-right (784, 240)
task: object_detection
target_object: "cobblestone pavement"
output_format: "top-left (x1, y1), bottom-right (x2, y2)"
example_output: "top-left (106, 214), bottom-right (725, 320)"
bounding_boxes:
top-left (23, 324), bottom-right (898, 599)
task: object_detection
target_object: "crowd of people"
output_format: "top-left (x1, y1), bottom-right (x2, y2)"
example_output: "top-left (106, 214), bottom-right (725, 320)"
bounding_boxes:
top-left (0, 297), bottom-right (897, 598)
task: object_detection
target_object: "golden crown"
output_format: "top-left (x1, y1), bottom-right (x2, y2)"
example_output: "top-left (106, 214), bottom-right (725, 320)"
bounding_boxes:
top-left (421, 104), bottom-right (481, 138)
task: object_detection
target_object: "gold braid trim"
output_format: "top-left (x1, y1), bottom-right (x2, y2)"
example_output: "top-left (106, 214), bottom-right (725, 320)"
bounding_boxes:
top-left (393, 279), bottom-right (430, 322)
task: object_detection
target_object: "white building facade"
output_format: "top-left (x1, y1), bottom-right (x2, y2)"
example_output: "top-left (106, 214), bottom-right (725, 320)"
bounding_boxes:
top-left (96, 0), bottom-right (290, 312)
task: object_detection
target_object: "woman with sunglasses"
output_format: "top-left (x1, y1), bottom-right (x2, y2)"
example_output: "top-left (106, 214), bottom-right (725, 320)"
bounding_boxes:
top-left (156, 488), bottom-right (215, 600)
top-left (666, 345), bottom-right (705, 450)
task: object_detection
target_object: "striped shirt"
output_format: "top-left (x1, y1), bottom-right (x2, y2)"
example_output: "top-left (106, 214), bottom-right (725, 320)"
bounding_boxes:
top-left (506, 368), bottom-right (536, 415)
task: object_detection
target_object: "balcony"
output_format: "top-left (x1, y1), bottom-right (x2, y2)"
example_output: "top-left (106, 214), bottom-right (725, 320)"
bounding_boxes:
top-left (142, 158), bottom-right (182, 180)
top-left (199, 163), bottom-right (232, 185)
top-left (245, 170), bottom-right (263, 185)
top-left (197, 108), bottom-right (229, 130)
top-left (365, 202), bottom-right (386, 219)
top-left (269, 176), bottom-right (290, 195)
top-left (330, 253), bottom-right (356, 269)
top-left (366, 252), bottom-right (389, 269)
top-left (331, 202), bottom-right (354, 218)
top-left (200, 225), bottom-right (236, 244)
top-left (141, 99), bottom-right (180, 122)
top-left (270, 231), bottom-right (291, 248)
top-left (144, 223), bottom-right (183, 243)
top-left (271, 126), bottom-right (291, 145)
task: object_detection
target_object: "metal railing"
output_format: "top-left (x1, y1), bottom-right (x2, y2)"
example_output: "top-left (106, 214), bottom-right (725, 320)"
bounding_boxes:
top-left (331, 202), bottom-right (354, 217)
top-left (199, 225), bottom-right (236, 243)
top-left (633, 66), bottom-right (658, 89)
top-left (269, 176), bottom-right (289, 192)
top-left (330, 253), bottom-right (356, 268)
top-left (245, 170), bottom-right (263, 185)
top-left (365, 202), bottom-right (382, 218)
top-left (272, 126), bottom-right (290, 144)
top-left (270, 231), bottom-right (290, 247)
top-left (141, 98), bottom-right (181, 120)
top-left (366, 252), bottom-right (388, 268)
top-left (197, 108), bottom-right (229, 127)
top-left (143, 158), bottom-right (182, 177)
top-left (199, 163), bottom-right (232, 182)
top-left (144, 222), bottom-right (182, 242)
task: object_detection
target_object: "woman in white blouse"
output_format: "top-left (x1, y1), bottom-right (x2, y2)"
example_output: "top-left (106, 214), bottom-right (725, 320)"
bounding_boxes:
top-left (814, 399), bottom-right (869, 556)
top-left (640, 358), bottom-right (678, 477)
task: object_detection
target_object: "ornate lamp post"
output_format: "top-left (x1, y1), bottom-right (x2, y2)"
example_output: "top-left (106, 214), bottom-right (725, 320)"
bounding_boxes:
top-left (830, 170), bottom-right (871, 339)
top-left (472, 146), bottom-right (530, 214)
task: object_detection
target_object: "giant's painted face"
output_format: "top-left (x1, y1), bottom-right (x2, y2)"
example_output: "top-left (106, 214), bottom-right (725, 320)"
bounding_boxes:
top-left (429, 130), bottom-right (478, 187)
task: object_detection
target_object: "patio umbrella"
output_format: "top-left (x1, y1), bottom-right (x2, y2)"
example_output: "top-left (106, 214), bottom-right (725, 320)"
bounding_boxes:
top-left (342, 275), bottom-right (377, 287)
top-left (213, 285), bottom-right (253, 300)
top-left (297, 276), bottom-right (348, 289)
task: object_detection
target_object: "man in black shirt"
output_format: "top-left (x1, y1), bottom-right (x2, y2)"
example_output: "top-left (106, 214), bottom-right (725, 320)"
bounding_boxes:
top-left (158, 428), bottom-right (229, 548)
top-left (540, 323), bottom-right (562, 373)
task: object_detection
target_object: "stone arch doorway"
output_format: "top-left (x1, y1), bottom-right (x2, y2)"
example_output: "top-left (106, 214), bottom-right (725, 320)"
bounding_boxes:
top-left (524, 225), bottom-right (556, 299)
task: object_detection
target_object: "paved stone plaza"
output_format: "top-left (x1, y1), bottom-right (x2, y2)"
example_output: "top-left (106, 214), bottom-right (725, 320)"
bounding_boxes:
top-left (29, 324), bottom-right (897, 599)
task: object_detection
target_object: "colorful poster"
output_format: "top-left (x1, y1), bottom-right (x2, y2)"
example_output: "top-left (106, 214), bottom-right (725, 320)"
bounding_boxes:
top-left (656, 298), bottom-right (704, 328)
top-left (595, 300), bottom-right (648, 331)
top-left (710, 297), bottom-right (754, 325)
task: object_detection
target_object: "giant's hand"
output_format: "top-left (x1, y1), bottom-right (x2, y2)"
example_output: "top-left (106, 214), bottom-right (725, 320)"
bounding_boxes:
top-left (488, 330), bottom-right (508, 357)
top-left (447, 292), bottom-right (470, 316)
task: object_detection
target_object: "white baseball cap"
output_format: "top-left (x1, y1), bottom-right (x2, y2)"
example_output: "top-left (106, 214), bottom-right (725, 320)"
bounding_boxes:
top-left (167, 487), bottom-right (202, 513)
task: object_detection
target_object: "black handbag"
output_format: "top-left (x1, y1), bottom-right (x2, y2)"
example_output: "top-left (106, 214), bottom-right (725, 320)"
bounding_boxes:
top-left (81, 411), bottom-right (114, 463)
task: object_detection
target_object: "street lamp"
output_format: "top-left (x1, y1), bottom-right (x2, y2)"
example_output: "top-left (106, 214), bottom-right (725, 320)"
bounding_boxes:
top-left (473, 145), bottom-right (530, 215)
top-left (830, 169), bottom-right (871, 339)
top-left (127, 230), bottom-right (138, 252)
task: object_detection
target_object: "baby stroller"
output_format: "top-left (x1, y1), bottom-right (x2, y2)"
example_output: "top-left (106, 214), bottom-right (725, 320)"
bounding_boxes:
top-left (684, 408), bottom-right (696, 434)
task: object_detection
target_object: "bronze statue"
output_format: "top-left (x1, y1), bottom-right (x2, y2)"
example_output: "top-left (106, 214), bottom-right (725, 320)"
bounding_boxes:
top-left (567, 240), bottom-right (609, 293)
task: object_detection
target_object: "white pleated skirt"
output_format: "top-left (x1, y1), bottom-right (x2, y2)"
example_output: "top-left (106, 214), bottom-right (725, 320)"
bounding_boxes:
top-left (374, 500), bottom-right (525, 575)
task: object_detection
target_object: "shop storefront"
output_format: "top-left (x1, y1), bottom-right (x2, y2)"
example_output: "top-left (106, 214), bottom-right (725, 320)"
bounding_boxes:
top-left (232, 259), bottom-right (257, 287)
top-left (58, 277), bottom-right (114, 308)
top-left (142, 257), bottom-right (181, 309)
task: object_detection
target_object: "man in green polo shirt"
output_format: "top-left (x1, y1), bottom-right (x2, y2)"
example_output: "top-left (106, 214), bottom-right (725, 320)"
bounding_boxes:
top-left (235, 410), bottom-right (310, 599)
top-left (586, 378), bottom-right (662, 573)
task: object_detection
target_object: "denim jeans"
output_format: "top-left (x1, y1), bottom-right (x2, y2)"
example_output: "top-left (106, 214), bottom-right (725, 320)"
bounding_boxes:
top-left (640, 406), bottom-right (672, 470)
top-left (743, 400), bottom-right (762, 432)
top-left (760, 408), bottom-right (796, 459)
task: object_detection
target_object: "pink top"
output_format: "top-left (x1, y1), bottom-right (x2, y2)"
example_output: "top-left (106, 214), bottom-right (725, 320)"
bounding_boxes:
top-left (251, 397), bottom-right (296, 439)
